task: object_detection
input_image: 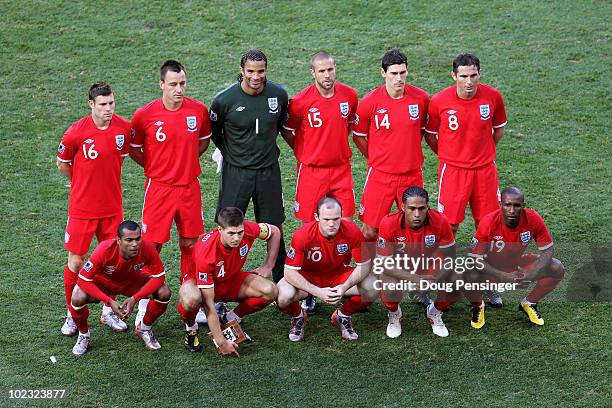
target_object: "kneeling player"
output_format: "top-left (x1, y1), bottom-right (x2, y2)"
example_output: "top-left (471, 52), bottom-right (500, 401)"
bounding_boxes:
top-left (178, 207), bottom-right (280, 355)
top-left (277, 197), bottom-right (375, 341)
top-left (466, 187), bottom-right (565, 326)
top-left (69, 221), bottom-right (170, 355)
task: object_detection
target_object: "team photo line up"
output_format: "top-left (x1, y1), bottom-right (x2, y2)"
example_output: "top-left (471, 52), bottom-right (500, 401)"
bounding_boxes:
top-left (56, 48), bottom-right (564, 356)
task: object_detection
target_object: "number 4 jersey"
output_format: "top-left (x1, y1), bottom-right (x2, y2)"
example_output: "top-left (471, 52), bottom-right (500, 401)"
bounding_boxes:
top-left (57, 114), bottom-right (131, 218)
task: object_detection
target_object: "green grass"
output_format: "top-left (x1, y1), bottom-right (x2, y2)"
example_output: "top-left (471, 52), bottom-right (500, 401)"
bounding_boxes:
top-left (1, 1), bottom-right (610, 406)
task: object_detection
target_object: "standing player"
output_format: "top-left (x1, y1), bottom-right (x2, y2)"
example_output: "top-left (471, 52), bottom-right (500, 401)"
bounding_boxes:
top-left (69, 221), bottom-right (171, 355)
top-left (281, 51), bottom-right (359, 314)
top-left (425, 53), bottom-right (507, 236)
top-left (467, 187), bottom-right (565, 326)
top-left (352, 49), bottom-right (429, 241)
top-left (57, 82), bottom-right (131, 337)
top-left (177, 207), bottom-right (280, 354)
top-left (376, 187), bottom-right (457, 338)
top-left (210, 49), bottom-right (289, 283)
top-left (130, 60), bottom-right (212, 321)
top-left (277, 197), bottom-right (375, 342)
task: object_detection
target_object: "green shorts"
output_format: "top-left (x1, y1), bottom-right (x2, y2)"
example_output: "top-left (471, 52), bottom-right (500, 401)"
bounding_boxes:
top-left (216, 161), bottom-right (285, 225)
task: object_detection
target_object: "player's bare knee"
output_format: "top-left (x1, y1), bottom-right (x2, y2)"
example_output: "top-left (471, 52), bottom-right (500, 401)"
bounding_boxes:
top-left (549, 258), bottom-right (565, 279)
top-left (155, 284), bottom-right (171, 302)
top-left (262, 281), bottom-right (278, 302)
top-left (362, 224), bottom-right (378, 241)
top-left (179, 236), bottom-right (197, 249)
top-left (71, 286), bottom-right (88, 307)
top-left (67, 253), bottom-right (85, 273)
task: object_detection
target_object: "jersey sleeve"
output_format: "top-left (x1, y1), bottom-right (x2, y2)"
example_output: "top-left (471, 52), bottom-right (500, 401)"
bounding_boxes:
top-left (420, 94), bottom-right (430, 130)
top-left (376, 216), bottom-right (395, 257)
top-left (142, 241), bottom-right (166, 278)
top-left (492, 90), bottom-right (507, 129)
top-left (277, 88), bottom-right (290, 133)
top-left (199, 105), bottom-right (213, 140)
top-left (349, 224), bottom-right (370, 264)
top-left (209, 96), bottom-right (225, 149)
top-left (531, 211), bottom-right (554, 251)
top-left (78, 245), bottom-right (105, 282)
top-left (130, 110), bottom-right (145, 148)
top-left (425, 97), bottom-right (440, 135)
top-left (348, 88), bottom-right (359, 125)
top-left (57, 125), bottom-right (78, 163)
top-left (195, 250), bottom-right (216, 289)
top-left (468, 217), bottom-right (491, 258)
top-left (283, 97), bottom-right (304, 132)
top-left (285, 230), bottom-right (305, 270)
top-left (438, 215), bottom-right (456, 249)
top-left (120, 122), bottom-right (132, 157)
top-left (352, 95), bottom-right (373, 137)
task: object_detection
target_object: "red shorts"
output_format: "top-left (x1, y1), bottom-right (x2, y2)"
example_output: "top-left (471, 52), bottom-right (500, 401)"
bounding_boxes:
top-left (359, 167), bottom-right (423, 228)
top-left (300, 266), bottom-right (354, 289)
top-left (213, 271), bottom-right (252, 302)
top-left (294, 162), bottom-right (355, 222)
top-left (437, 162), bottom-right (499, 226)
top-left (64, 213), bottom-right (123, 255)
top-left (91, 273), bottom-right (150, 298)
top-left (142, 178), bottom-right (204, 243)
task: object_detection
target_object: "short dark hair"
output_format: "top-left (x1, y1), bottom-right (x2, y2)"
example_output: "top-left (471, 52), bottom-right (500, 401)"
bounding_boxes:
top-left (160, 59), bottom-right (185, 81)
top-left (381, 48), bottom-right (408, 72)
top-left (501, 186), bottom-right (524, 202)
top-left (452, 53), bottom-right (480, 73)
top-left (316, 196), bottom-right (342, 215)
top-left (402, 186), bottom-right (429, 204)
top-left (88, 82), bottom-right (112, 101)
top-left (238, 49), bottom-right (268, 82)
top-left (217, 207), bottom-right (245, 228)
top-left (117, 220), bottom-right (141, 238)
top-left (310, 51), bottom-right (334, 68)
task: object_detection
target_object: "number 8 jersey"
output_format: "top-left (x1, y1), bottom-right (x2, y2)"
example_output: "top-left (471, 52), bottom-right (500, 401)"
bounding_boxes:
top-left (57, 114), bottom-right (131, 218)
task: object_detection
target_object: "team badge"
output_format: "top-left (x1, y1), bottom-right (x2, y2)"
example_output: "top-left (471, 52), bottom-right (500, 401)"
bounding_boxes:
top-left (134, 263), bottom-right (144, 271)
top-left (520, 231), bottom-right (531, 245)
top-left (377, 237), bottom-right (386, 249)
top-left (84, 138), bottom-right (94, 144)
top-left (268, 97), bottom-right (279, 113)
top-left (57, 143), bottom-right (65, 154)
top-left (425, 234), bottom-right (436, 247)
top-left (199, 272), bottom-right (208, 282)
top-left (83, 261), bottom-right (93, 272)
top-left (287, 247), bottom-right (296, 259)
top-left (340, 102), bottom-right (349, 117)
top-left (209, 111), bottom-right (217, 121)
top-left (104, 266), bottom-right (115, 274)
top-left (240, 244), bottom-right (249, 257)
top-left (479, 104), bottom-right (490, 120)
top-left (408, 104), bottom-right (419, 120)
top-left (115, 134), bottom-right (124, 149)
top-left (470, 237), bottom-right (478, 249)
top-left (186, 116), bottom-right (197, 131)
top-left (337, 243), bottom-right (349, 255)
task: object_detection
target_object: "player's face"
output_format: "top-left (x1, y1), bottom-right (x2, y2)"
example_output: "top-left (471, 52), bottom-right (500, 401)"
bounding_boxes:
top-left (501, 194), bottom-right (525, 228)
top-left (219, 225), bottom-right (245, 248)
top-left (160, 70), bottom-right (187, 105)
top-left (315, 205), bottom-right (342, 239)
top-left (311, 58), bottom-right (336, 91)
top-left (381, 64), bottom-right (407, 94)
top-left (240, 59), bottom-right (267, 94)
top-left (452, 65), bottom-right (480, 99)
top-left (88, 94), bottom-right (115, 123)
top-left (402, 196), bottom-right (429, 229)
top-left (117, 229), bottom-right (142, 259)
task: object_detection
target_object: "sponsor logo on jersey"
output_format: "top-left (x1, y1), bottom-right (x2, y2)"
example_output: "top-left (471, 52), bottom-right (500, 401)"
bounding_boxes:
top-left (494, 235), bottom-right (504, 241)
top-left (470, 237), bottom-right (478, 249)
top-left (84, 138), bottom-right (94, 144)
top-left (216, 261), bottom-right (224, 267)
top-left (210, 111), bottom-right (218, 121)
top-left (377, 237), bottom-right (386, 249)
top-left (268, 97), bottom-right (279, 113)
top-left (287, 247), bottom-right (296, 259)
top-left (308, 107), bottom-right (318, 113)
top-left (199, 272), bottom-right (208, 282)
top-left (425, 234), bottom-right (436, 247)
top-left (154, 121), bottom-right (164, 126)
top-left (376, 108), bottom-right (387, 114)
top-left (134, 263), bottom-right (144, 271)
top-left (479, 104), bottom-right (490, 120)
top-left (408, 104), bottom-right (419, 120)
top-left (103, 266), bottom-right (115, 274)
top-left (293, 201), bottom-right (300, 213)
top-left (446, 110), bottom-right (456, 115)
top-left (240, 244), bottom-right (249, 257)
top-left (520, 231), bottom-right (531, 245)
top-left (58, 143), bottom-right (65, 154)
top-left (64, 231), bottom-right (70, 243)
top-left (115, 134), bottom-right (124, 149)
top-left (236, 106), bottom-right (245, 111)
top-left (336, 243), bottom-right (349, 255)
top-left (397, 237), bottom-right (406, 241)
top-left (340, 102), bottom-right (349, 118)
top-left (83, 261), bottom-right (93, 272)
top-left (186, 116), bottom-right (197, 131)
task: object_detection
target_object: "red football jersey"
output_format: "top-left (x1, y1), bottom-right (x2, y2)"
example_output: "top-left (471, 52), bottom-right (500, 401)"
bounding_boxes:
top-left (78, 238), bottom-right (165, 293)
top-left (352, 84), bottom-right (429, 174)
top-left (469, 208), bottom-right (553, 269)
top-left (283, 82), bottom-right (358, 167)
top-left (57, 114), bottom-right (131, 218)
top-left (426, 84), bottom-right (507, 168)
top-left (377, 209), bottom-right (455, 258)
top-left (285, 220), bottom-right (370, 275)
top-left (195, 221), bottom-right (272, 288)
top-left (130, 97), bottom-right (212, 186)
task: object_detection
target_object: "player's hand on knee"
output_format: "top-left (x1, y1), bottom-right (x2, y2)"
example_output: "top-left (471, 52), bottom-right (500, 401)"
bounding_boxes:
top-left (253, 265), bottom-right (272, 278)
